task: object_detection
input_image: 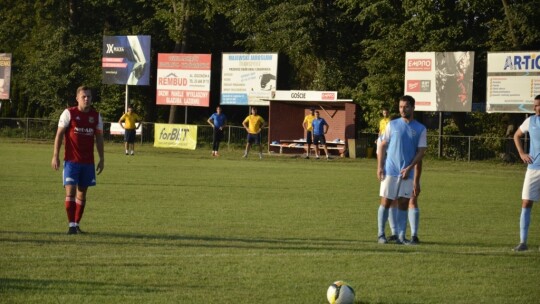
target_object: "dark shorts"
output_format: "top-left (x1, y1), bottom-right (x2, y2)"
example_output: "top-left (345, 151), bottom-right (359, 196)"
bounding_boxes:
top-left (306, 131), bottom-right (313, 144)
top-left (313, 134), bottom-right (326, 145)
top-left (63, 161), bottom-right (96, 187)
top-left (247, 133), bottom-right (261, 144)
top-left (124, 129), bottom-right (136, 143)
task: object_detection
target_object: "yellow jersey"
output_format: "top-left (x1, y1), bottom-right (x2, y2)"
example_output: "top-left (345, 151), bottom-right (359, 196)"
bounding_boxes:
top-left (379, 117), bottom-right (390, 135)
top-left (243, 115), bottom-right (265, 134)
top-left (303, 114), bottom-right (315, 131)
top-left (119, 112), bottom-right (141, 130)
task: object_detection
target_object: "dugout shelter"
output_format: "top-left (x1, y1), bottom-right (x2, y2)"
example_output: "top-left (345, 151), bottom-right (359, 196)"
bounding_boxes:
top-left (265, 92), bottom-right (356, 157)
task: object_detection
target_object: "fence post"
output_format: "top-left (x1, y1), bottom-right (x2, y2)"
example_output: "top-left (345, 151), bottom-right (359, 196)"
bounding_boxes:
top-left (25, 118), bottom-right (29, 141)
top-left (468, 136), bottom-right (471, 162)
top-left (227, 125), bottom-right (231, 150)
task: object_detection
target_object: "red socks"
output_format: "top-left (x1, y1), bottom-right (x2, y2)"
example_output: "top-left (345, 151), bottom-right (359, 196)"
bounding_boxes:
top-left (75, 199), bottom-right (86, 224)
top-left (65, 197), bottom-right (76, 223)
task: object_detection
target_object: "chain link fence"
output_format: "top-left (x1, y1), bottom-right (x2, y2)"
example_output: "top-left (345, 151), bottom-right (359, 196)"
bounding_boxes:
top-left (0, 117), bottom-right (525, 162)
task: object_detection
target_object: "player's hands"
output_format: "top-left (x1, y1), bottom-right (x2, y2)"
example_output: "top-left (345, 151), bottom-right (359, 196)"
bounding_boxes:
top-left (96, 159), bottom-right (104, 175)
top-left (377, 168), bottom-right (385, 181)
top-left (400, 167), bottom-right (411, 179)
top-left (413, 183), bottom-right (421, 197)
top-left (51, 156), bottom-right (60, 171)
top-left (519, 152), bottom-right (533, 164)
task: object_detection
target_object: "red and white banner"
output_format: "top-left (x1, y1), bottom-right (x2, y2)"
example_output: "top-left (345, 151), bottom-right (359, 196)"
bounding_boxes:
top-left (156, 53), bottom-right (211, 107)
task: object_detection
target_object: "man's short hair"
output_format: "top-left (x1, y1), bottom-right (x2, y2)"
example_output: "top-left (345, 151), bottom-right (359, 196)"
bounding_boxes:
top-left (76, 85), bottom-right (91, 96)
top-left (535, 94), bottom-right (540, 100)
top-left (399, 95), bottom-right (415, 107)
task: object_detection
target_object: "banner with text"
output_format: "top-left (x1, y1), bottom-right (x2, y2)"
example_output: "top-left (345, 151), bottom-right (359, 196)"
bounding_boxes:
top-left (154, 123), bottom-right (197, 150)
top-left (102, 35), bottom-right (151, 85)
top-left (0, 53), bottom-right (12, 100)
top-left (221, 53), bottom-right (278, 106)
top-left (272, 90), bottom-right (337, 101)
top-left (404, 52), bottom-right (474, 112)
top-left (156, 53), bottom-right (211, 106)
top-left (486, 52), bottom-right (540, 113)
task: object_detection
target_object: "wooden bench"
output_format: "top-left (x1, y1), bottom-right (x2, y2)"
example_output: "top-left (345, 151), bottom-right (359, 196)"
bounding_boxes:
top-left (270, 139), bottom-right (346, 155)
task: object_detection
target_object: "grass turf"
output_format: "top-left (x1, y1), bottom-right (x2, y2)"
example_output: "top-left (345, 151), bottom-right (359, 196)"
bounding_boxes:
top-left (0, 140), bottom-right (539, 303)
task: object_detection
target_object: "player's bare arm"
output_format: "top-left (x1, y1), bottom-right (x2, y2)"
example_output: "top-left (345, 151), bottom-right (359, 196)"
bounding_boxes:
top-left (51, 127), bottom-right (66, 171)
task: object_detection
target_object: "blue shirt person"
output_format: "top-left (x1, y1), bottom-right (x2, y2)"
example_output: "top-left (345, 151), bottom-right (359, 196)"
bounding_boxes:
top-left (311, 111), bottom-right (330, 159)
top-left (207, 106), bottom-right (227, 157)
top-left (377, 95), bottom-right (427, 244)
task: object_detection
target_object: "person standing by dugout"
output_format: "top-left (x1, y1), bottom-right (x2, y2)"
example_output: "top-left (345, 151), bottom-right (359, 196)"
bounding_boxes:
top-left (118, 106), bottom-right (141, 156)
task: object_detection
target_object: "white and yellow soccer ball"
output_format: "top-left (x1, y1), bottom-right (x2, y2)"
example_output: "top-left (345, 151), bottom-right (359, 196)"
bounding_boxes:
top-left (326, 280), bottom-right (355, 304)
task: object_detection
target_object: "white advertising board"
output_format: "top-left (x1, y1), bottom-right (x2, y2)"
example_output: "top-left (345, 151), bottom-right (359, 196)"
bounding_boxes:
top-left (486, 52), bottom-right (540, 113)
top-left (404, 52), bottom-right (474, 112)
top-left (221, 53), bottom-right (278, 106)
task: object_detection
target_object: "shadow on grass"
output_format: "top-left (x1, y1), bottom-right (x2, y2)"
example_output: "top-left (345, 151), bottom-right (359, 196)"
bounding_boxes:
top-left (0, 230), bottom-right (532, 256)
top-left (0, 277), bottom-right (175, 295)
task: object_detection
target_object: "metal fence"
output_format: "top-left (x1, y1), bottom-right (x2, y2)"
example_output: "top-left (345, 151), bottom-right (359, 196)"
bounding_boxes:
top-left (0, 117), bottom-right (525, 162)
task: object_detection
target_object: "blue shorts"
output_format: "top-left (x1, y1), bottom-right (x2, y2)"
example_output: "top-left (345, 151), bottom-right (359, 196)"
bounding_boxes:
top-left (63, 161), bottom-right (96, 187)
top-left (124, 129), bottom-right (136, 143)
top-left (306, 131), bottom-right (313, 144)
top-left (247, 133), bottom-right (261, 144)
top-left (313, 134), bottom-right (326, 145)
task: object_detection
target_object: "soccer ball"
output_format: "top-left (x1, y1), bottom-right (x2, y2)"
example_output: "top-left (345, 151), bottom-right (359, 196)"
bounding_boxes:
top-left (326, 281), bottom-right (355, 304)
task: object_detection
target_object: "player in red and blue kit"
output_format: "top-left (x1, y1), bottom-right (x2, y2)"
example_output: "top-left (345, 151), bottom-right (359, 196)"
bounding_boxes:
top-left (51, 86), bottom-right (104, 234)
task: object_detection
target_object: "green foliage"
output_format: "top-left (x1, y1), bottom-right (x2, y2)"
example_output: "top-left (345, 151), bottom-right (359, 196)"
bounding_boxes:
top-left (1, 0), bottom-right (540, 136)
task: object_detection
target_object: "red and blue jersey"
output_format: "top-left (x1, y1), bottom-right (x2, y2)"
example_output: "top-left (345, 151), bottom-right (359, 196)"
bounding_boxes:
top-left (58, 107), bottom-right (103, 164)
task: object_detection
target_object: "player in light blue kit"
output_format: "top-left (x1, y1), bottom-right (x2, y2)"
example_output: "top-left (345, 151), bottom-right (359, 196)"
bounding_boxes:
top-left (377, 95), bottom-right (427, 244)
top-left (513, 95), bottom-right (540, 251)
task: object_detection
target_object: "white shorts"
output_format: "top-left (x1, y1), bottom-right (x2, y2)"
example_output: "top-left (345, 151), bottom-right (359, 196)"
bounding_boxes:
top-left (522, 169), bottom-right (540, 202)
top-left (380, 175), bottom-right (414, 200)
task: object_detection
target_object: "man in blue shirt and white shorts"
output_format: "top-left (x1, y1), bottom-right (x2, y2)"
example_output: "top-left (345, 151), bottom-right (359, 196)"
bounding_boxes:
top-left (377, 95), bottom-right (427, 244)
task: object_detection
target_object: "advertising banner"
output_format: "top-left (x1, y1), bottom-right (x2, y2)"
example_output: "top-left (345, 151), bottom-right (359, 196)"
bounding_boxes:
top-left (156, 53), bottom-right (211, 106)
top-left (102, 35), bottom-right (151, 85)
top-left (154, 123), bottom-right (197, 150)
top-left (404, 52), bottom-right (474, 112)
top-left (109, 123), bottom-right (142, 136)
top-left (486, 52), bottom-right (540, 113)
top-left (0, 53), bottom-right (12, 100)
top-left (221, 53), bottom-right (278, 106)
top-left (272, 90), bottom-right (338, 101)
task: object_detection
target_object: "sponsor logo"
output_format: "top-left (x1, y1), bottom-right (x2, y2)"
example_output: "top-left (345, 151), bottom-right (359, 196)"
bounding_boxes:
top-left (89, 117), bottom-right (95, 124)
top-left (74, 127), bottom-right (95, 136)
top-left (407, 80), bottom-right (431, 92)
top-left (159, 128), bottom-right (190, 141)
top-left (321, 93), bottom-right (335, 100)
top-left (407, 59), bottom-right (432, 71)
top-left (503, 54), bottom-right (540, 70)
top-left (158, 73), bottom-right (188, 86)
top-left (106, 44), bottom-right (125, 54)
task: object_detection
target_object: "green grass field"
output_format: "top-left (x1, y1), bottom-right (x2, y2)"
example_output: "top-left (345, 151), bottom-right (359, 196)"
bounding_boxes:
top-left (1, 140), bottom-right (539, 303)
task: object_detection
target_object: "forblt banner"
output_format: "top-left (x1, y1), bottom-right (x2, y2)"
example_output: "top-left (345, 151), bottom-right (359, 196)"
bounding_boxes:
top-left (404, 52), bottom-right (474, 112)
top-left (486, 52), bottom-right (540, 113)
top-left (154, 123), bottom-right (197, 150)
top-left (156, 53), bottom-right (211, 106)
top-left (0, 53), bottom-right (12, 100)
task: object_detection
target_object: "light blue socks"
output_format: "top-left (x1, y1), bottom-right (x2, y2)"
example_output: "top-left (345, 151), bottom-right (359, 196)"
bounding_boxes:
top-left (397, 209), bottom-right (408, 240)
top-left (378, 205), bottom-right (389, 236)
top-left (409, 208), bottom-right (419, 237)
top-left (520, 207), bottom-right (531, 244)
top-left (388, 207), bottom-right (397, 236)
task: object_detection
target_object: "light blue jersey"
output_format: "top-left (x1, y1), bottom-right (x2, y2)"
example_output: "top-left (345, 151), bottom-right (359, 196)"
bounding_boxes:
top-left (383, 118), bottom-right (427, 178)
top-left (209, 113), bottom-right (227, 128)
top-left (519, 115), bottom-right (540, 170)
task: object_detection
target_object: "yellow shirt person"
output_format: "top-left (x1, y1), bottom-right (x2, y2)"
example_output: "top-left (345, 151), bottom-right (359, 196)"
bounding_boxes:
top-left (242, 107), bottom-right (267, 159)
